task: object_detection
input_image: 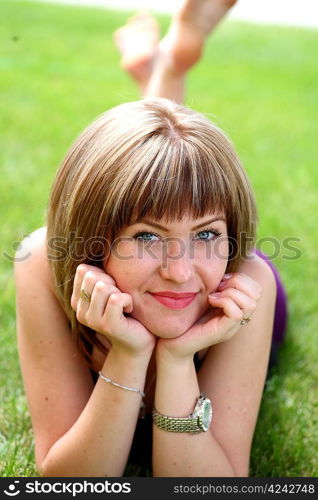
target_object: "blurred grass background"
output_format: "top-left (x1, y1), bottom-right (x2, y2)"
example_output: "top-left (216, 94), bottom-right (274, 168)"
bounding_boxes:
top-left (0, 0), bottom-right (317, 477)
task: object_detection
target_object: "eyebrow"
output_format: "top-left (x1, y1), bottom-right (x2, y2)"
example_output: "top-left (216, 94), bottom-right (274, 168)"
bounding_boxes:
top-left (135, 217), bottom-right (226, 232)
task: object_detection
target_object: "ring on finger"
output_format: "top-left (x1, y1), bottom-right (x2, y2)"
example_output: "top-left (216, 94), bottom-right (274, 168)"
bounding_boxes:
top-left (80, 288), bottom-right (92, 303)
top-left (240, 315), bottom-right (252, 326)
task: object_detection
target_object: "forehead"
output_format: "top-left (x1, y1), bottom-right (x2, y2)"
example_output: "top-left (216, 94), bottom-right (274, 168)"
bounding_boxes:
top-left (130, 212), bottom-right (227, 229)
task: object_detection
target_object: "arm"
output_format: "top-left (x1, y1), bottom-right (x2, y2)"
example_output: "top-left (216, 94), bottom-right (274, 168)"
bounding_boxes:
top-left (15, 229), bottom-right (153, 477)
top-left (152, 256), bottom-right (276, 477)
top-left (153, 354), bottom-right (235, 476)
top-left (41, 350), bottom-right (150, 477)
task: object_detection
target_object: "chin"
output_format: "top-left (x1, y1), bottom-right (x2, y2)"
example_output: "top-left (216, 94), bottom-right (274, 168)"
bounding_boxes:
top-left (152, 329), bottom-right (185, 339)
top-left (131, 305), bottom-right (203, 339)
top-left (144, 319), bottom-right (193, 339)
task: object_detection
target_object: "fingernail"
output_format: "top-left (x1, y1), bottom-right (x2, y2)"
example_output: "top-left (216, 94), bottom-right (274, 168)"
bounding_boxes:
top-left (209, 293), bottom-right (220, 298)
top-left (223, 274), bottom-right (232, 279)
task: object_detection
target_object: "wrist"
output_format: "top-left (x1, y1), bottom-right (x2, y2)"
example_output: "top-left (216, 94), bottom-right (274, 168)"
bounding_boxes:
top-left (110, 343), bottom-right (155, 363)
top-left (154, 354), bottom-right (199, 417)
top-left (101, 347), bottom-right (151, 400)
top-left (106, 345), bottom-right (153, 369)
top-left (155, 339), bottom-right (194, 366)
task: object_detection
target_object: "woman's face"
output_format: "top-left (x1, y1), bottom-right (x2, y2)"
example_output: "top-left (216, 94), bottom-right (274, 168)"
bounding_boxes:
top-left (104, 213), bottom-right (229, 339)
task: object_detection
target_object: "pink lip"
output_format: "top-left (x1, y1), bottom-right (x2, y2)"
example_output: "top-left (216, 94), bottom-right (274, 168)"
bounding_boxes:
top-left (149, 292), bottom-right (197, 310)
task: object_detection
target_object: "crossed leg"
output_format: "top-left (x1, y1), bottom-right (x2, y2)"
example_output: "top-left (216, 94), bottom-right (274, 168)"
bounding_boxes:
top-left (114, 0), bottom-right (237, 103)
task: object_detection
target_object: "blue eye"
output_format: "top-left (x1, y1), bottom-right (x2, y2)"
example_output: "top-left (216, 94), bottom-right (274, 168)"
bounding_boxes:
top-left (133, 229), bottom-right (222, 242)
top-left (133, 231), bottom-right (159, 242)
top-left (194, 229), bottom-right (221, 241)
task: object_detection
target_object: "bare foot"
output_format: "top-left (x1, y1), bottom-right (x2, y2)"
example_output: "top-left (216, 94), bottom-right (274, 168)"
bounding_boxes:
top-left (113, 11), bottom-right (160, 92)
top-left (160, 0), bottom-right (238, 74)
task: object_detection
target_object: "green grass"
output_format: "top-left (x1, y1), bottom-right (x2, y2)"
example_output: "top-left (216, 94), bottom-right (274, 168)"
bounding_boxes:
top-left (1, 0), bottom-right (318, 477)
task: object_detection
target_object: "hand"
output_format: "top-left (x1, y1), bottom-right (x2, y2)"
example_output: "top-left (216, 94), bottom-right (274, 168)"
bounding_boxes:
top-left (156, 272), bottom-right (262, 361)
top-left (71, 264), bottom-right (156, 357)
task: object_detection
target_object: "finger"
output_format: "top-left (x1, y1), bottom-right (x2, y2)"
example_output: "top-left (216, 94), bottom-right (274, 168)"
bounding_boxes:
top-left (235, 272), bottom-right (262, 294)
top-left (75, 271), bottom-right (98, 321)
top-left (71, 264), bottom-right (116, 310)
top-left (88, 282), bottom-right (124, 320)
top-left (220, 271), bottom-right (261, 291)
top-left (218, 272), bottom-right (261, 300)
top-left (211, 288), bottom-right (257, 316)
top-left (71, 265), bottom-right (89, 310)
top-left (102, 292), bottom-right (133, 335)
top-left (208, 294), bottom-right (243, 322)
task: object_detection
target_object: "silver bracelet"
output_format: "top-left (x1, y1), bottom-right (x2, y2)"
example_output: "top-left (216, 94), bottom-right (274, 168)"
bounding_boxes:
top-left (98, 371), bottom-right (145, 398)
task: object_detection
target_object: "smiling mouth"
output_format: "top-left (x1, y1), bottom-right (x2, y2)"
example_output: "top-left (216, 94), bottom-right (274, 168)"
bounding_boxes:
top-left (148, 292), bottom-right (197, 310)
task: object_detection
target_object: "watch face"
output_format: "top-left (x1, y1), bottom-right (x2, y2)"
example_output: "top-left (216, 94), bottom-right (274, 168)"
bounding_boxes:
top-left (201, 398), bottom-right (212, 431)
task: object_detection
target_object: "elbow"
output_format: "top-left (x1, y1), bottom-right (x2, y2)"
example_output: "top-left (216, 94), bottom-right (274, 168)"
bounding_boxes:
top-left (36, 451), bottom-right (47, 477)
top-left (39, 460), bottom-right (75, 478)
top-left (215, 460), bottom-right (248, 478)
top-left (219, 468), bottom-right (248, 478)
top-left (36, 444), bottom-right (78, 477)
top-left (38, 456), bottom-right (67, 478)
top-left (37, 459), bottom-right (56, 478)
top-left (232, 464), bottom-right (249, 478)
top-left (38, 463), bottom-right (71, 478)
top-left (36, 449), bottom-right (56, 478)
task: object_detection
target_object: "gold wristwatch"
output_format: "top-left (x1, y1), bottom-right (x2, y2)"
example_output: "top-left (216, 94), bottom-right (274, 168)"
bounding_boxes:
top-left (152, 393), bottom-right (212, 433)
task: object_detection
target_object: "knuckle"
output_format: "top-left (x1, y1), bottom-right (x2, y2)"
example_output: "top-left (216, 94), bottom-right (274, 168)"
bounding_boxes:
top-left (108, 292), bottom-right (119, 304)
top-left (85, 271), bottom-right (95, 281)
top-left (77, 264), bottom-right (88, 275)
top-left (95, 280), bottom-right (105, 291)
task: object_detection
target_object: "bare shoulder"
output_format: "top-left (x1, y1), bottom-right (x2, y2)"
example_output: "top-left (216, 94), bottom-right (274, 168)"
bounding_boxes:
top-left (237, 252), bottom-right (276, 291)
top-left (14, 227), bottom-right (94, 472)
top-left (14, 226), bottom-right (56, 292)
top-left (16, 225), bottom-right (47, 254)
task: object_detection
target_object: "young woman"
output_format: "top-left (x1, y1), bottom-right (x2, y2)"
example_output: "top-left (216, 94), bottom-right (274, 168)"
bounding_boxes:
top-left (14, 0), bottom-right (287, 477)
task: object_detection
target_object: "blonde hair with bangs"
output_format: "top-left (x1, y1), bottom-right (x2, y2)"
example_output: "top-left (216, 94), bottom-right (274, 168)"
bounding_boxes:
top-left (46, 98), bottom-right (257, 368)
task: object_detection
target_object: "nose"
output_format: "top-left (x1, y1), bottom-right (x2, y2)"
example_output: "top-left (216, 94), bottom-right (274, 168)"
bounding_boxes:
top-left (159, 241), bottom-right (195, 283)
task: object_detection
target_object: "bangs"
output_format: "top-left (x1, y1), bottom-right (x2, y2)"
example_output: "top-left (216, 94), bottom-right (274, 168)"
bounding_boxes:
top-left (47, 97), bottom-right (257, 373)
top-left (107, 135), bottom-right (234, 237)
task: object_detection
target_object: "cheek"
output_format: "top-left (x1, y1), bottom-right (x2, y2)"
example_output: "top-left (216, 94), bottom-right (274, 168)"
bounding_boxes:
top-left (214, 238), bottom-right (229, 272)
top-left (215, 237), bottom-right (229, 261)
top-left (104, 258), bottom-right (135, 291)
top-left (200, 239), bottom-right (229, 289)
top-left (104, 250), bottom-right (153, 293)
top-left (104, 240), bottom-right (135, 281)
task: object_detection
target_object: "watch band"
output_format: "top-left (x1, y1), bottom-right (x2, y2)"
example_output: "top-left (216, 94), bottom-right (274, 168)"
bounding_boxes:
top-left (152, 409), bottom-right (201, 433)
top-left (152, 393), bottom-right (212, 434)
